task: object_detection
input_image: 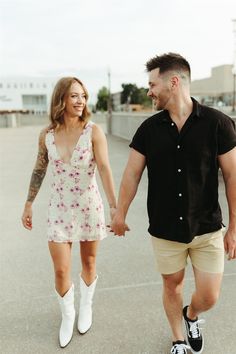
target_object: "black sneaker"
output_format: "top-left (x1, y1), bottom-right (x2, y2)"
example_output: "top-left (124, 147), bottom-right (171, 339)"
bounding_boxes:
top-left (183, 306), bottom-right (205, 354)
top-left (170, 340), bottom-right (190, 354)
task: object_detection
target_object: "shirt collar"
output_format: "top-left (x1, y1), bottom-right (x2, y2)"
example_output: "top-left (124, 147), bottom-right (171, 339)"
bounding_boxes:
top-left (191, 97), bottom-right (201, 118)
top-left (160, 97), bottom-right (201, 123)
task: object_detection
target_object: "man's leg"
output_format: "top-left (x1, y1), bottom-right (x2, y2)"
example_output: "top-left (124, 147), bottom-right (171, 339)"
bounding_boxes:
top-left (183, 230), bottom-right (224, 353)
top-left (151, 237), bottom-right (190, 352)
top-left (188, 266), bottom-right (223, 319)
top-left (188, 230), bottom-right (224, 318)
top-left (182, 268), bottom-right (223, 354)
top-left (162, 269), bottom-right (185, 341)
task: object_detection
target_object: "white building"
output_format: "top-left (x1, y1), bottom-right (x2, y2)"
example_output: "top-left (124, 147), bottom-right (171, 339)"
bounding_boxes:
top-left (0, 76), bottom-right (58, 113)
top-left (190, 64), bottom-right (235, 106)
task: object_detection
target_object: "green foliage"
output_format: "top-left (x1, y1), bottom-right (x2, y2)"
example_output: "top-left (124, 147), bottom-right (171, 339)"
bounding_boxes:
top-left (121, 83), bottom-right (139, 104)
top-left (96, 86), bottom-right (109, 111)
top-left (121, 83), bottom-right (151, 107)
top-left (138, 87), bottom-right (152, 107)
top-left (96, 83), bottom-right (152, 111)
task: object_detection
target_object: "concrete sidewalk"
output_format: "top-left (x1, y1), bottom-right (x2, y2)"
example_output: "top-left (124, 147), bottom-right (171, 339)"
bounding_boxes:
top-left (0, 125), bottom-right (236, 354)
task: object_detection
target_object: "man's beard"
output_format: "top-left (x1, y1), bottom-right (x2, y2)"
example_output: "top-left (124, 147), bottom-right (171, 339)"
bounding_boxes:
top-left (153, 99), bottom-right (163, 111)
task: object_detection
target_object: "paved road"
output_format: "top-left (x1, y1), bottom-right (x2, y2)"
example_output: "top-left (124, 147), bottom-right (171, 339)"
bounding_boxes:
top-left (0, 124), bottom-right (236, 354)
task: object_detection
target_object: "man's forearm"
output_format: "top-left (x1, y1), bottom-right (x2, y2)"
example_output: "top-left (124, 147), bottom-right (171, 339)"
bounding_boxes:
top-left (225, 177), bottom-right (236, 231)
top-left (117, 172), bottom-right (140, 218)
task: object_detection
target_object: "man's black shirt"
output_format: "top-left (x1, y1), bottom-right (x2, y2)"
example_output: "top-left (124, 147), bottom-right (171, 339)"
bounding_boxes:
top-left (129, 98), bottom-right (236, 243)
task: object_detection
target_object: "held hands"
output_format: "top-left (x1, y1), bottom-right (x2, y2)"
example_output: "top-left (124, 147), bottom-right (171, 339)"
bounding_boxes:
top-left (21, 203), bottom-right (33, 230)
top-left (224, 229), bottom-right (236, 260)
top-left (110, 209), bottom-right (130, 237)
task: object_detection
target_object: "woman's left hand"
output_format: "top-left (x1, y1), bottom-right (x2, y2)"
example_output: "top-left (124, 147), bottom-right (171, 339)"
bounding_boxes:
top-left (109, 207), bottom-right (117, 222)
top-left (106, 207), bottom-right (117, 231)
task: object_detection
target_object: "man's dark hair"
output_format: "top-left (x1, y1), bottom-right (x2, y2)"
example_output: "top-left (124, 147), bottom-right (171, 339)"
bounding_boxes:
top-left (145, 52), bottom-right (191, 79)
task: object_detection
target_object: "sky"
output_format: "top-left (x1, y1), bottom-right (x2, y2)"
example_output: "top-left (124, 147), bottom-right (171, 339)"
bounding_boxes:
top-left (0, 0), bottom-right (236, 103)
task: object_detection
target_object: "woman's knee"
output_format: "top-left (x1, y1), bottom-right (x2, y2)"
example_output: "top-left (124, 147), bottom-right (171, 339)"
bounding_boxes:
top-left (55, 265), bottom-right (70, 280)
top-left (81, 255), bottom-right (96, 273)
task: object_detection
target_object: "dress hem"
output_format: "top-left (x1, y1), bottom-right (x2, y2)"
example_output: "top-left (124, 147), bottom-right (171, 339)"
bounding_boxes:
top-left (47, 234), bottom-right (108, 243)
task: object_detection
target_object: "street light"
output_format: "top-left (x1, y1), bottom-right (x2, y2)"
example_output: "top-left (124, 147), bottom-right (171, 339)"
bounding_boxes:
top-left (107, 67), bottom-right (112, 134)
top-left (233, 71), bottom-right (236, 113)
top-left (232, 19), bottom-right (236, 112)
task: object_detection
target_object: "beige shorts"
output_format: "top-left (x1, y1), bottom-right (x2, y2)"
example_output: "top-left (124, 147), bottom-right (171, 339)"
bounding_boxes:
top-left (151, 229), bottom-right (225, 274)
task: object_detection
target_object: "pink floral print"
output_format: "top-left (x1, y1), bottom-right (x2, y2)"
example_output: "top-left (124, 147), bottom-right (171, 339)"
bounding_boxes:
top-left (45, 121), bottom-right (107, 242)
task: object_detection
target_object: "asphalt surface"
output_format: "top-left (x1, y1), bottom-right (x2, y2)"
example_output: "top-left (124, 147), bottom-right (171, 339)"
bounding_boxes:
top-left (0, 122), bottom-right (236, 354)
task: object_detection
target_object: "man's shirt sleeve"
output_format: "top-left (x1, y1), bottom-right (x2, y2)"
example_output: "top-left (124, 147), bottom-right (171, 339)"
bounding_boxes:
top-left (129, 123), bottom-right (147, 156)
top-left (217, 116), bottom-right (236, 155)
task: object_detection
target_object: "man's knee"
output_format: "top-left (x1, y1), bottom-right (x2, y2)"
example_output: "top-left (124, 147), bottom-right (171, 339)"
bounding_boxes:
top-left (162, 271), bottom-right (185, 296)
top-left (199, 291), bottom-right (220, 309)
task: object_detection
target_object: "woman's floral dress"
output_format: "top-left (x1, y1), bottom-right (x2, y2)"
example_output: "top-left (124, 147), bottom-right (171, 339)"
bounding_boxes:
top-left (45, 121), bottom-right (107, 242)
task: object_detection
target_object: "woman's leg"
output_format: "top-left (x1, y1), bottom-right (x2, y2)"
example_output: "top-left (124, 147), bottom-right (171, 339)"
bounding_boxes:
top-left (80, 240), bottom-right (99, 285)
top-left (48, 241), bottom-right (72, 296)
top-left (78, 240), bottom-right (100, 334)
top-left (48, 242), bottom-right (75, 348)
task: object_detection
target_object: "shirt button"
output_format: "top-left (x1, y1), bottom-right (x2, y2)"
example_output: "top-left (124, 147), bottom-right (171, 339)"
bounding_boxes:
top-left (179, 216), bottom-right (183, 220)
top-left (177, 145), bottom-right (180, 149)
top-left (178, 193), bottom-right (182, 197)
top-left (178, 169), bottom-right (182, 172)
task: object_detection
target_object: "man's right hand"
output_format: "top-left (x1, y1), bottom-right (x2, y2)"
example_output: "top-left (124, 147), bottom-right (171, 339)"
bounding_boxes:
top-left (110, 211), bottom-right (130, 237)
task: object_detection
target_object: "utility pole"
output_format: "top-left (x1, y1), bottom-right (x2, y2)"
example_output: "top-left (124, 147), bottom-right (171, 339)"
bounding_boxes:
top-left (232, 19), bottom-right (236, 112)
top-left (107, 68), bottom-right (112, 134)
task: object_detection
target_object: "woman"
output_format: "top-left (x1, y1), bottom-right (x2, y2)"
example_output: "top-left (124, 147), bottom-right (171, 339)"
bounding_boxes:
top-left (21, 77), bottom-right (116, 348)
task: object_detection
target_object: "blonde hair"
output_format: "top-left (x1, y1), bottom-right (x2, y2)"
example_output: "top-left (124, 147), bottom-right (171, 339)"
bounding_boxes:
top-left (49, 77), bottom-right (91, 129)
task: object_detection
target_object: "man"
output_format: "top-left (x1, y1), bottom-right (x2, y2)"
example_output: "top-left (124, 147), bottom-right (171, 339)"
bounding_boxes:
top-left (111, 53), bottom-right (236, 354)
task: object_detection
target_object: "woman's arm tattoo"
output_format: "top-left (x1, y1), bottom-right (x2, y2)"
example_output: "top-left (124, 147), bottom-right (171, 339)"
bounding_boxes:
top-left (26, 130), bottom-right (49, 203)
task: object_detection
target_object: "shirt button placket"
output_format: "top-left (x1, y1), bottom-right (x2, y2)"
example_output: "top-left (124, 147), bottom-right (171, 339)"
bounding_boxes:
top-left (176, 141), bottom-right (184, 223)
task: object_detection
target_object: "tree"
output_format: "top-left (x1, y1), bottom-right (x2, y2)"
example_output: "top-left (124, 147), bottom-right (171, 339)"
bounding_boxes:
top-left (121, 83), bottom-right (152, 107)
top-left (138, 87), bottom-right (152, 107)
top-left (121, 83), bottom-right (140, 104)
top-left (96, 86), bottom-right (109, 111)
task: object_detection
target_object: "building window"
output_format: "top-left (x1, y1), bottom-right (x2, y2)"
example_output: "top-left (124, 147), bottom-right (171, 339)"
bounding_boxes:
top-left (22, 94), bottom-right (47, 112)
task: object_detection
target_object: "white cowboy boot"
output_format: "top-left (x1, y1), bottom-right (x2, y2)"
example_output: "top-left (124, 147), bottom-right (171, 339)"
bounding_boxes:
top-left (56, 283), bottom-right (75, 348)
top-left (78, 275), bottom-right (98, 334)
